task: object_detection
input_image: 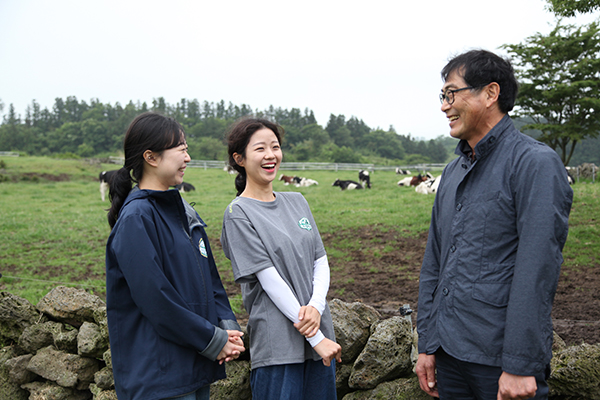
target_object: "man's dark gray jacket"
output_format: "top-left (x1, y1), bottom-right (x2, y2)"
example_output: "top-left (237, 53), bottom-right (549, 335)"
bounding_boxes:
top-left (417, 115), bottom-right (573, 376)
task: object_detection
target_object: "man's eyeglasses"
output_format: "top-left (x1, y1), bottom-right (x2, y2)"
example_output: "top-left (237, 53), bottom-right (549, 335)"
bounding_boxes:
top-left (439, 86), bottom-right (476, 105)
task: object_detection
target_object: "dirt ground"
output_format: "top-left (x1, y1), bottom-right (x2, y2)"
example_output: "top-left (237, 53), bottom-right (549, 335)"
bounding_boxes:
top-left (223, 226), bottom-right (600, 347)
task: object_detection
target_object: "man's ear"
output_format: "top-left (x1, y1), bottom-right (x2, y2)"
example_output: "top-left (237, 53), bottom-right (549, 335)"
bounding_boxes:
top-left (233, 153), bottom-right (244, 167)
top-left (143, 150), bottom-right (158, 167)
top-left (485, 82), bottom-right (501, 107)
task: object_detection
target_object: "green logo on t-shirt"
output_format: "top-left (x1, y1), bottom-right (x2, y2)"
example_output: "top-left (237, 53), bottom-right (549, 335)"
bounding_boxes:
top-left (298, 217), bottom-right (312, 231)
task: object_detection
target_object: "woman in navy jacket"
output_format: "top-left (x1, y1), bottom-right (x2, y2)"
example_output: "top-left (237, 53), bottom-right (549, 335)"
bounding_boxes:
top-left (105, 112), bottom-right (244, 400)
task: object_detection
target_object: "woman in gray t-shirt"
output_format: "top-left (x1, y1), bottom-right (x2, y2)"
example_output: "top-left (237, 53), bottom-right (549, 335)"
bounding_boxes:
top-left (221, 118), bottom-right (341, 400)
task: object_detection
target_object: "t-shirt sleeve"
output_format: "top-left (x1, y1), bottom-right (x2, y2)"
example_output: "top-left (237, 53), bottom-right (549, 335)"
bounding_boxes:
top-left (222, 212), bottom-right (274, 284)
top-left (301, 196), bottom-right (326, 260)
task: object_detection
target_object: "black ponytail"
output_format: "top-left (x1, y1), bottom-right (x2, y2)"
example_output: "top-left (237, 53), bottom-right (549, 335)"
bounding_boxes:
top-left (234, 171), bottom-right (247, 197)
top-left (107, 168), bottom-right (133, 229)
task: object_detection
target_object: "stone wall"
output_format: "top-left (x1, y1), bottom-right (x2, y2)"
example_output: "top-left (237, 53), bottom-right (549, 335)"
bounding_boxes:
top-left (1, 287), bottom-right (599, 400)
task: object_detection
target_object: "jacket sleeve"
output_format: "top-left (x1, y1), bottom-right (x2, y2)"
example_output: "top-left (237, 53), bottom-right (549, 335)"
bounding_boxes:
top-left (417, 173), bottom-right (444, 354)
top-left (110, 212), bottom-right (223, 359)
top-left (501, 147), bottom-right (573, 375)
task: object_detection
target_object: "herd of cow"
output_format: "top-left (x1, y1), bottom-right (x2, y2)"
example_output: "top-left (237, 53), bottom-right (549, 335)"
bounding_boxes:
top-left (329, 169), bottom-right (440, 194)
top-left (98, 168), bottom-right (441, 202)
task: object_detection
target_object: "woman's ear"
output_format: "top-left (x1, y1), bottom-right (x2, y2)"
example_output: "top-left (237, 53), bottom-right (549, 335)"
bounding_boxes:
top-left (233, 153), bottom-right (244, 167)
top-left (143, 150), bottom-right (158, 167)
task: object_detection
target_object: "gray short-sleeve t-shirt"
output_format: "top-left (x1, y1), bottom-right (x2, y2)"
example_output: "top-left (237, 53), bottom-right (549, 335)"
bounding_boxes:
top-left (221, 191), bottom-right (334, 368)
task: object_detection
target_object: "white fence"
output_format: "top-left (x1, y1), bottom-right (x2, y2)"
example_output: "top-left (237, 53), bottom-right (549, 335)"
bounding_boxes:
top-left (0, 151), bottom-right (19, 157)
top-left (108, 157), bottom-right (445, 172)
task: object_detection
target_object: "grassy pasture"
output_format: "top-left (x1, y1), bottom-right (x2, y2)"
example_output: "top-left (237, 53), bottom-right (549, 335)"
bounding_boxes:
top-left (0, 156), bottom-right (598, 311)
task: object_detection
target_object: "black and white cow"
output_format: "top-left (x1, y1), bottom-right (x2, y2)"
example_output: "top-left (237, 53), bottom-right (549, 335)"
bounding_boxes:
top-left (395, 168), bottom-right (411, 175)
top-left (99, 170), bottom-right (119, 201)
top-left (279, 174), bottom-right (297, 185)
top-left (296, 177), bottom-right (319, 187)
top-left (415, 175), bottom-right (441, 194)
top-left (332, 179), bottom-right (363, 190)
top-left (174, 182), bottom-right (196, 193)
top-left (358, 170), bottom-right (371, 189)
top-left (566, 167), bottom-right (575, 185)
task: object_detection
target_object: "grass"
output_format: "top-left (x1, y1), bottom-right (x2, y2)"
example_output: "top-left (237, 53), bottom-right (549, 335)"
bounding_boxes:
top-left (0, 156), bottom-right (598, 307)
top-left (560, 181), bottom-right (600, 273)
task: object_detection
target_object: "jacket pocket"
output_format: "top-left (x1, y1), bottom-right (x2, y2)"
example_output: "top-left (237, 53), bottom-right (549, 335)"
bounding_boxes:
top-left (472, 263), bottom-right (514, 307)
top-left (472, 281), bottom-right (511, 307)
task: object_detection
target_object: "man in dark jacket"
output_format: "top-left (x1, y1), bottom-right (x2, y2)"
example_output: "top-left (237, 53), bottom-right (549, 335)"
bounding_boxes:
top-left (415, 50), bottom-right (573, 400)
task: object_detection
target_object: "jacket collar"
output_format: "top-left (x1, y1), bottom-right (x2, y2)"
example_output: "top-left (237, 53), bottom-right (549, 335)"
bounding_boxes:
top-left (455, 114), bottom-right (513, 161)
top-left (123, 186), bottom-right (207, 229)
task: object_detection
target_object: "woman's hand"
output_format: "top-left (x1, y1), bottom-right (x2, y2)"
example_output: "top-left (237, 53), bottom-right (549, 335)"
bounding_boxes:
top-left (294, 305), bottom-right (321, 337)
top-left (313, 338), bottom-right (342, 366)
top-left (217, 330), bottom-right (245, 364)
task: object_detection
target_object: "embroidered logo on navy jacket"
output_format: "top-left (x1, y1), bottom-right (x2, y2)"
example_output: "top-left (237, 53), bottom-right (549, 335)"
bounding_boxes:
top-left (199, 238), bottom-right (208, 257)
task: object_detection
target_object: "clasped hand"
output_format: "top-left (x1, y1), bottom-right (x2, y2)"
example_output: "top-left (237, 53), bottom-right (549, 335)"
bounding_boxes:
top-left (217, 330), bottom-right (245, 364)
top-left (294, 305), bottom-right (321, 337)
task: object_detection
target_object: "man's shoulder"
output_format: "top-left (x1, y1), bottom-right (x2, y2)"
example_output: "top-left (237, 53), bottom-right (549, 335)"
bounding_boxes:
top-left (509, 129), bottom-right (562, 163)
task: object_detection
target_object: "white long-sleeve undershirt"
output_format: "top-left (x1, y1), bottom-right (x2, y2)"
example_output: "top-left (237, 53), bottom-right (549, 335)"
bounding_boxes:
top-left (255, 255), bottom-right (330, 347)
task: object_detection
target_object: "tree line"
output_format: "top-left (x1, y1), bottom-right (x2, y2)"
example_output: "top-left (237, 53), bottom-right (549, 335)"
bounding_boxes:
top-left (0, 97), bottom-right (449, 165)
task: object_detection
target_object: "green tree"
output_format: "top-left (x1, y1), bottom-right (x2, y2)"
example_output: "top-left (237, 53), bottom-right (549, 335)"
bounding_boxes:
top-left (425, 139), bottom-right (449, 163)
top-left (186, 99), bottom-right (201, 126)
top-left (546, 0), bottom-right (600, 16)
top-left (64, 96), bottom-right (87, 122)
top-left (152, 97), bottom-right (168, 115)
top-left (347, 117), bottom-right (371, 147)
top-left (281, 125), bottom-right (303, 149)
top-left (502, 21), bottom-right (600, 165)
top-left (47, 122), bottom-right (82, 153)
top-left (569, 135), bottom-right (600, 165)
top-left (325, 114), bottom-right (346, 137)
top-left (361, 129), bottom-right (405, 160)
top-left (188, 117), bottom-right (229, 140)
top-left (80, 119), bottom-right (109, 153)
top-left (331, 145), bottom-right (361, 163)
top-left (292, 140), bottom-right (316, 161)
top-left (0, 104), bottom-right (22, 150)
top-left (188, 137), bottom-right (226, 160)
top-left (302, 123), bottom-right (330, 149)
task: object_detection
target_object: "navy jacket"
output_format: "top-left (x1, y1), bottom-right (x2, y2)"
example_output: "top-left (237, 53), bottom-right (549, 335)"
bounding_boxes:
top-left (417, 115), bottom-right (573, 376)
top-left (106, 188), bottom-right (239, 400)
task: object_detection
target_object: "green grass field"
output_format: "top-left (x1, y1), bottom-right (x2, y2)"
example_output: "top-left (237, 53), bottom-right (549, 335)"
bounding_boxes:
top-left (0, 156), bottom-right (597, 308)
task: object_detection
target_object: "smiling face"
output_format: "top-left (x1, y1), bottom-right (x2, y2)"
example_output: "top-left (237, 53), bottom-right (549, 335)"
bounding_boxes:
top-left (441, 70), bottom-right (489, 146)
top-left (234, 127), bottom-right (282, 192)
top-left (147, 142), bottom-right (191, 190)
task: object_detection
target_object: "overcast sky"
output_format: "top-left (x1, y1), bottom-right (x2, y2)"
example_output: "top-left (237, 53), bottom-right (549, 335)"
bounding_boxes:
top-left (1, 0), bottom-right (597, 140)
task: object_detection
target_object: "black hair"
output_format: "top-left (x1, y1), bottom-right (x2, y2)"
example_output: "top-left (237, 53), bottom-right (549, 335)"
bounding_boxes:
top-left (441, 49), bottom-right (518, 113)
top-left (225, 117), bottom-right (284, 196)
top-left (107, 112), bottom-right (186, 228)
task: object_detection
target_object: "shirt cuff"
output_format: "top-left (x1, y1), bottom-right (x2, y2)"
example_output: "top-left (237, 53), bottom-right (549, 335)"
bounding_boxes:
top-left (219, 319), bottom-right (242, 332)
top-left (306, 330), bottom-right (326, 347)
top-left (198, 326), bottom-right (227, 361)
